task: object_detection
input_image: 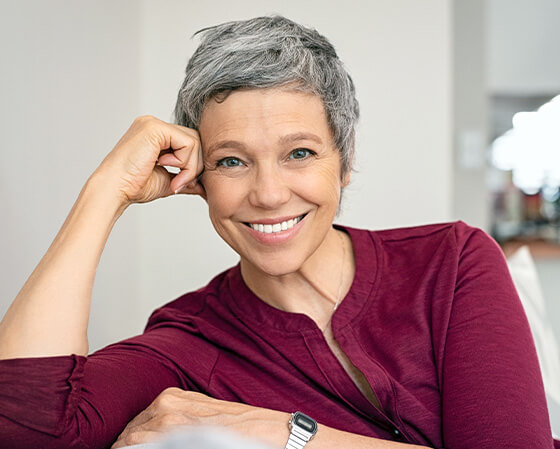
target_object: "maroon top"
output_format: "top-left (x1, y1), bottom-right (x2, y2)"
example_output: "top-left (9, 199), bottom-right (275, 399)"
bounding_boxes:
top-left (0, 222), bottom-right (555, 449)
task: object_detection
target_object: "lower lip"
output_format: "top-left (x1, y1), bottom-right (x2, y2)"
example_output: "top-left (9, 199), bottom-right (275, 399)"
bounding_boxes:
top-left (242, 215), bottom-right (307, 245)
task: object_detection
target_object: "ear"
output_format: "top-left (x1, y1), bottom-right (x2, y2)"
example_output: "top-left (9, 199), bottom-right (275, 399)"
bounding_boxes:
top-left (341, 169), bottom-right (351, 188)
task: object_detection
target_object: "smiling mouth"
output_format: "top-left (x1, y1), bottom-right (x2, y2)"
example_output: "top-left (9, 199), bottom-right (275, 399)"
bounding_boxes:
top-left (243, 214), bottom-right (307, 234)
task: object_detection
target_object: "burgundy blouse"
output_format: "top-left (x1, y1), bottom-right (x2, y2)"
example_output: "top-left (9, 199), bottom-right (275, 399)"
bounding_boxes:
top-left (0, 222), bottom-right (555, 448)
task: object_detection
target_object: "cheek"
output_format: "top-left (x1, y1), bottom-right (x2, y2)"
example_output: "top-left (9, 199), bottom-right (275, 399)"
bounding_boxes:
top-left (288, 164), bottom-right (342, 205)
top-left (203, 174), bottom-right (246, 219)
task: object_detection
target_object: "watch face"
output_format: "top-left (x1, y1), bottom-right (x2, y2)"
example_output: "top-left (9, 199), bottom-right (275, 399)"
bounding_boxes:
top-left (293, 412), bottom-right (318, 434)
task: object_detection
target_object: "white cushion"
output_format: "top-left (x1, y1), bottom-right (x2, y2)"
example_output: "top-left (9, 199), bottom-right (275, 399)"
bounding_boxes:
top-left (507, 246), bottom-right (560, 436)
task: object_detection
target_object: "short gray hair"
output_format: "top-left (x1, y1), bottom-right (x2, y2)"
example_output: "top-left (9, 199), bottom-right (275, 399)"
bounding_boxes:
top-left (174, 15), bottom-right (359, 176)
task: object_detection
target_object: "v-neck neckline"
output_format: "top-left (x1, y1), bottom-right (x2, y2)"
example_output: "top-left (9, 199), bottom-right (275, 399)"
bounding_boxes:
top-left (224, 224), bottom-right (380, 334)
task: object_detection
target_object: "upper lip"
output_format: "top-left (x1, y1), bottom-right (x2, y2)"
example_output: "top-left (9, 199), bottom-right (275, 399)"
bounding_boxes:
top-left (243, 213), bottom-right (306, 225)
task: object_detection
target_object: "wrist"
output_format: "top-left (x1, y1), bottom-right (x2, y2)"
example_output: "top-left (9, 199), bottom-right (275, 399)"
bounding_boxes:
top-left (240, 409), bottom-right (291, 449)
top-left (284, 412), bottom-right (318, 449)
top-left (86, 169), bottom-right (130, 221)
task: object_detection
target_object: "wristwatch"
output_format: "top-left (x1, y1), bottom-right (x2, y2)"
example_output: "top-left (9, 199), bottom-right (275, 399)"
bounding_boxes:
top-left (284, 411), bottom-right (318, 449)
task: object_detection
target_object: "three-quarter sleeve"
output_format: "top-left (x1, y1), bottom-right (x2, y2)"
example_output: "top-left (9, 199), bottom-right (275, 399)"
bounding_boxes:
top-left (0, 355), bottom-right (86, 447)
top-left (441, 228), bottom-right (554, 448)
top-left (0, 328), bottom-right (196, 449)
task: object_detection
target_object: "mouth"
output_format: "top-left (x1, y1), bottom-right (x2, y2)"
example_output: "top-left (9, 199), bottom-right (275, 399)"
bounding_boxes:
top-left (243, 213), bottom-right (307, 234)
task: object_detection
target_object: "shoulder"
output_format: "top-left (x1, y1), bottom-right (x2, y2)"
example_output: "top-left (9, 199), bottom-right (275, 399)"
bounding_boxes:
top-left (345, 220), bottom-right (497, 257)
top-left (372, 220), bottom-right (484, 245)
top-left (144, 267), bottom-right (233, 331)
top-left (341, 221), bottom-right (505, 288)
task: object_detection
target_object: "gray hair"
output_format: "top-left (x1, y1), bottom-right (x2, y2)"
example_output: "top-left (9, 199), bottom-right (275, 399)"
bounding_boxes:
top-left (173, 15), bottom-right (359, 176)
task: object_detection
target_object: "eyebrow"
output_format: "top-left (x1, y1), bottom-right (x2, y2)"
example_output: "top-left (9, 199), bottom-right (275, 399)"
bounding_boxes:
top-left (206, 132), bottom-right (323, 156)
top-left (279, 132), bottom-right (323, 146)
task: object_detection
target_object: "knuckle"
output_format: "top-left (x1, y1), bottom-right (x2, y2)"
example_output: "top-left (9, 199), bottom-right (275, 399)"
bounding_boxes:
top-left (134, 115), bottom-right (161, 134)
top-left (184, 390), bottom-right (204, 398)
top-left (124, 431), bottom-right (145, 445)
top-left (154, 387), bottom-right (182, 407)
top-left (153, 395), bottom-right (171, 409)
top-left (188, 129), bottom-right (202, 143)
top-left (160, 413), bottom-right (184, 427)
top-left (162, 386), bottom-right (183, 395)
top-left (135, 114), bottom-right (156, 124)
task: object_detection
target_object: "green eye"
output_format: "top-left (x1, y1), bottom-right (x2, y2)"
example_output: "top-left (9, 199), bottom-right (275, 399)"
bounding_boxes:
top-left (290, 149), bottom-right (314, 160)
top-left (217, 157), bottom-right (243, 168)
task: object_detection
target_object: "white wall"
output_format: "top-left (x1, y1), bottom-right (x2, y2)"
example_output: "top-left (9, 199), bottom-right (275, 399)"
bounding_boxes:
top-left (0, 1), bottom-right (144, 350)
top-left (0, 0), bottom-right (454, 351)
top-left (487, 0), bottom-right (560, 95)
top-left (452, 0), bottom-right (488, 230)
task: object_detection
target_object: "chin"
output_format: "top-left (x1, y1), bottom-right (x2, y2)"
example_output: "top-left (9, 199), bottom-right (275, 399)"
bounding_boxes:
top-left (242, 253), bottom-right (304, 278)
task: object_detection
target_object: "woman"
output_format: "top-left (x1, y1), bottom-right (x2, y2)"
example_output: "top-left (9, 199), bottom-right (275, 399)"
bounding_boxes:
top-left (0, 15), bottom-right (556, 449)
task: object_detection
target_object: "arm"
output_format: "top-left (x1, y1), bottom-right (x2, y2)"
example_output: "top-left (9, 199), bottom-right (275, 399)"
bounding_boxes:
top-left (0, 116), bottom-right (205, 448)
top-left (110, 389), bottom-right (430, 449)
top-left (0, 174), bottom-right (125, 358)
top-left (440, 228), bottom-right (554, 448)
top-left (0, 115), bottom-right (203, 359)
top-left (0, 330), bottom-right (196, 449)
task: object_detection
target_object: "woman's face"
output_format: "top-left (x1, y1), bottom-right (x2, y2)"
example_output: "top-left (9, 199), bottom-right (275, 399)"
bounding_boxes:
top-left (198, 88), bottom-right (348, 276)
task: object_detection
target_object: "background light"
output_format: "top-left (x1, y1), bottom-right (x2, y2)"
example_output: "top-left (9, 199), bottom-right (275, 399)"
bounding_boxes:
top-left (491, 95), bottom-right (560, 194)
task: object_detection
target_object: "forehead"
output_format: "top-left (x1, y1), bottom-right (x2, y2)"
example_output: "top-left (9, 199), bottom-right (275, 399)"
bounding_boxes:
top-left (198, 88), bottom-right (333, 151)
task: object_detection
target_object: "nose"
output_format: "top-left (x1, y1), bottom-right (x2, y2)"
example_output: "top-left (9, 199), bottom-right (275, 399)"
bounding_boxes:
top-left (248, 164), bottom-right (291, 210)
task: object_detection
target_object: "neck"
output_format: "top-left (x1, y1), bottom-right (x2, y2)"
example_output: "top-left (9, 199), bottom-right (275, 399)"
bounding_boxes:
top-left (240, 226), bottom-right (355, 330)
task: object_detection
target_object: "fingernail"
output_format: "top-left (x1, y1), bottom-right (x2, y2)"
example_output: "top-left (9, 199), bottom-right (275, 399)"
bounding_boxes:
top-left (174, 184), bottom-right (186, 194)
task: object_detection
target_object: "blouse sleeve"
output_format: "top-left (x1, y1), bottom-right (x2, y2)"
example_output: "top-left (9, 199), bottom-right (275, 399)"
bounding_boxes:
top-left (441, 226), bottom-right (554, 448)
top-left (0, 326), bottom-right (203, 449)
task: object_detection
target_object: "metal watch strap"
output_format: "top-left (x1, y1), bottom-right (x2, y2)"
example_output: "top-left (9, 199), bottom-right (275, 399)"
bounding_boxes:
top-left (285, 426), bottom-right (313, 449)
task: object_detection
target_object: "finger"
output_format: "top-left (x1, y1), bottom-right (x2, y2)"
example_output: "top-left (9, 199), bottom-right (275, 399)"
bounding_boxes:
top-left (156, 152), bottom-right (182, 167)
top-left (111, 429), bottom-right (163, 449)
top-left (174, 179), bottom-right (206, 198)
top-left (168, 127), bottom-right (201, 167)
top-left (149, 412), bottom-right (194, 430)
top-left (196, 143), bottom-right (204, 174)
top-left (171, 145), bottom-right (203, 194)
top-left (121, 411), bottom-right (154, 431)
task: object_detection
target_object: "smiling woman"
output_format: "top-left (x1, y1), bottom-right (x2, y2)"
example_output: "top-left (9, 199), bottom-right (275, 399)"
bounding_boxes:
top-left (199, 89), bottom-right (348, 290)
top-left (0, 15), bottom-right (557, 449)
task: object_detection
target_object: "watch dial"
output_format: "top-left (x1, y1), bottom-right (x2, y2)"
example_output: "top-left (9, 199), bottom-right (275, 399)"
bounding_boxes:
top-left (294, 413), bottom-right (318, 433)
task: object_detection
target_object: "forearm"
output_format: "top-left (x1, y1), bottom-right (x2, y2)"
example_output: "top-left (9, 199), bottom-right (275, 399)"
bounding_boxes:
top-left (307, 423), bottom-right (429, 449)
top-left (0, 172), bottom-right (127, 359)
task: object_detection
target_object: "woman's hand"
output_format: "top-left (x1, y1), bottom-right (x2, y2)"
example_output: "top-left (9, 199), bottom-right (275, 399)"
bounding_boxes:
top-left (110, 388), bottom-right (289, 449)
top-left (110, 388), bottom-right (431, 449)
top-left (94, 115), bottom-right (205, 209)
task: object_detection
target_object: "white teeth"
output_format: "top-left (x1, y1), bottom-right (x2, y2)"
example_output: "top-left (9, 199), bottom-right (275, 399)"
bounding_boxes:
top-left (248, 215), bottom-right (304, 234)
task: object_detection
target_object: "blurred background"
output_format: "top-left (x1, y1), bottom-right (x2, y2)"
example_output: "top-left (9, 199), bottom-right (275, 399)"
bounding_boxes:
top-left (0, 0), bottom-right (558, 371)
